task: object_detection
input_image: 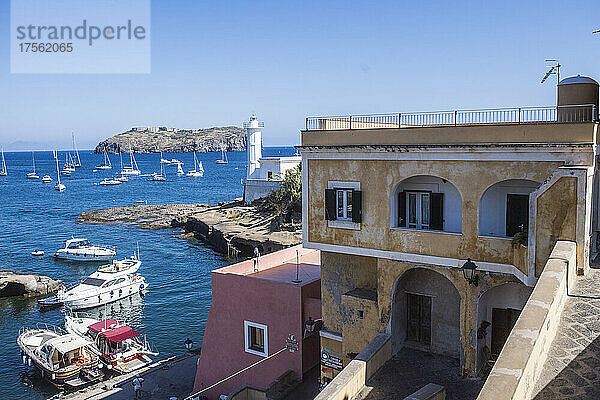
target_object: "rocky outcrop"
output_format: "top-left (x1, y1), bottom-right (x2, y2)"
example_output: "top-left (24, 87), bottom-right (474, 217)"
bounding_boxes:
top-left (78, 201), bottom-right (302, 259)
top-left (94, 126), bottom-right (246, 154)
top-left (0, 271), bottom-right (60, 298)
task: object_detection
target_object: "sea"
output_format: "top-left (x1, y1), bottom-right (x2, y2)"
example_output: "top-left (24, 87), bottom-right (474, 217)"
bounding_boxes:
top-left (0, 146), bottom-right (296, 400)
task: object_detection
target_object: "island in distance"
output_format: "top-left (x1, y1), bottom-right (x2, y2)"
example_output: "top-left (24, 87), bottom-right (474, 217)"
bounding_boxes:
top-left (94, 125), bottom-right (246, 154)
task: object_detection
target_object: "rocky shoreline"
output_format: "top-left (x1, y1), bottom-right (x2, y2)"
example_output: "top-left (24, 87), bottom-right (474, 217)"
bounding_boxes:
top-left (78, 201), bottom-right (302, 259)
top-left (0, 270), bottom-right (60, 298)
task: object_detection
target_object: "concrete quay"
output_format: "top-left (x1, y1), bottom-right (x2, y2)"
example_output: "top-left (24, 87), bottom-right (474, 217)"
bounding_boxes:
top-left (55, 352), bottom-right (198, 400)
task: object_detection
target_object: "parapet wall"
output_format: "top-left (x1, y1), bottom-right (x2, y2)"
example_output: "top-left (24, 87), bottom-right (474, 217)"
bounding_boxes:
top-left (314, 333), bottom-right (391, 400)
top-left (477, 240), bottom-right (577, 400)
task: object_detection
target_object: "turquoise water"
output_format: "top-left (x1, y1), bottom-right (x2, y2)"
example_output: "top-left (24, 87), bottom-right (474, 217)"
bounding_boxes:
top-left (0, 147), bottom-right (295, 399)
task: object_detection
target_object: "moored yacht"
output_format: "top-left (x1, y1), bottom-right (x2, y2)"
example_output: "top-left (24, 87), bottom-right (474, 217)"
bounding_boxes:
top-left (54, 237), bottom-right (115, 262)
top-left (42, 175), bottom-right (53, 183)
top-left (121, 145), bottom-right (140, 175)
top-left (26, 151), bottom-right (39, 179)
top-left (65, 315), bottom-right (158, 374)
top-left (187, 152), bottom-right (204, 177)
top-left (0, 146), bottom-right (7, 176)
top-left (96, 146), bottom-right (112, 170)
top-left (17, 325), bottom-right (103, 388)
top-left (99, 178), bottom-right (122, 186)
top-left (40, 256), bottom-right (147, 310)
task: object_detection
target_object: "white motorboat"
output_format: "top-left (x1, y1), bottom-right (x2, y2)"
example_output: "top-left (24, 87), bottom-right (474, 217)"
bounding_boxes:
top-left (0, 146), bottom-right (7, 176)
top-left (96, 146), bottom-right (112, 170)
top-left (42, 175), bottom-right (53, 183)
top-left (187, 152), bottom-right (204, 177)
top-left (115, 174), bottom-right (128, 182)
top-left (65, 314), bottom-right (158, 374)
top-left (54, 237), bottom-right (115, 262)
top-left (53, 150), bottom-right (66, 192)
top-left (160, 158), bottom-right (171, 165)
top-left (26, 151), bottom-right (39, 179)
top-left (121, 145), bottom-right (140, 175)
top-left (170, 158), bottom-right (181, 164)
top-left (45, 257), bottom-right (147, 310)
top-left (31, 250), bottom-right (44, 256)
top-left (99, 178), bottom-right (122, 186)
top-left (17, 325), bottom-right (103, 388)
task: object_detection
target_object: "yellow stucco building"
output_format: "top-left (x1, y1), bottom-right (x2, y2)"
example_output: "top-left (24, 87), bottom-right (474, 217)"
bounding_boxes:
top-left (299, 76), bottom-right (600, 385)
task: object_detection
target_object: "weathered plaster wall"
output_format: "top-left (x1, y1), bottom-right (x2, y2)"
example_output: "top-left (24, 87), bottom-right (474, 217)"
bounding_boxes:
top-left (321, 251), bottom-right (377, 336)
top-left (534, 177), bottom-right (578, 276)
top-left (308, 159), bottom-right (562, 272)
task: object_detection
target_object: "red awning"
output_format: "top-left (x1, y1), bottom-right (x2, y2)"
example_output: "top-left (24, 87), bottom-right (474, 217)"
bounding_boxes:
top-left (99, 325), bottom-right (142, 343)
top-left (88, 319), bottom-right (119, 333)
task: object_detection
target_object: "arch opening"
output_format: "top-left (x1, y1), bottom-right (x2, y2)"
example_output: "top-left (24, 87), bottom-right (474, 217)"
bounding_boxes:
top-left (391, 175), bottom-right (462, 233)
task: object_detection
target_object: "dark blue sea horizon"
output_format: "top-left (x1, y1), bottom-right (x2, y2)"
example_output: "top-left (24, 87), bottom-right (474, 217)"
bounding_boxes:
top-left (0, 146), bottom-right (296, 400)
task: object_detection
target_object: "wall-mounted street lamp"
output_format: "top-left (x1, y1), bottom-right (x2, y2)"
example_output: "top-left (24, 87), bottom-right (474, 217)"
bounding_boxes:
top-left (462, 258), bottom-right (479, 286)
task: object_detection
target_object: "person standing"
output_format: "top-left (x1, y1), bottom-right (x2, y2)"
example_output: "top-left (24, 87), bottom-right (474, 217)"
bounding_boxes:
top-left (132, 374), bottom-right (144, 399)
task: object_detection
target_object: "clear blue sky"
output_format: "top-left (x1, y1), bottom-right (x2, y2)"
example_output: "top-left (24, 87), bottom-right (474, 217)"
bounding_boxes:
top-left (0, 0), bottom-right (598, 149)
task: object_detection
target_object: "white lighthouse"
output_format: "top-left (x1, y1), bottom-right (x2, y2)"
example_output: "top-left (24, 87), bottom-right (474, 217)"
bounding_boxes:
top-left (242, 114), bottom-right (301, 204)
top-left (244, 114), bottom-right (264, 180)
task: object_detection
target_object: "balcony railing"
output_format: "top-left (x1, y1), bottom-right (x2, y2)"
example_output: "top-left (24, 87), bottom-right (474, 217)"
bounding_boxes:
top-left (305, 104), bottom-right (598, 131)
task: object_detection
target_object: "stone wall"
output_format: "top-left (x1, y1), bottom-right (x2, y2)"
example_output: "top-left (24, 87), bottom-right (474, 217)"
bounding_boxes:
top-left (477, 241), bottom-right (577, 400)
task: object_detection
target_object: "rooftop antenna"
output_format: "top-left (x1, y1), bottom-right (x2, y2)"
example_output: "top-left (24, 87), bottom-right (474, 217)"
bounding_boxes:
top-left (541, 59), bottom-right (561, 85)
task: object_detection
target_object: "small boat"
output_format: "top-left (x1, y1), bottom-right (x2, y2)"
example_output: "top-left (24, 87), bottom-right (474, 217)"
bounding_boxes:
top-left (54, 237), bottom-right (115, 262)
top-left (99, 178), bottom-right (122, 186)
top-left (72, 132), bottom-right (82, 168)
top-left (115, 174), bottom-right (128, 182)
top-left (47, 256), bottom-right (147, 310)
top-left (0, 146), bottom-right (7, 176)
top-left (187, 152), bottom-right (204, 177)
top-left (41, 175), bottom-right (53, 183)
top-left (96, 146), bottom-right (112, 170)
top-left (17, 325), bottom-right (104, 388)
top-left (26, 151), bottom-right (39, 179)
top-left (170, 158), bottom-right (181, 164)
top-left (176, 162), bottom-right (184, 175)
top-left (65, 315), bottom-right (158, 374)
top-left (121, 145), bottom-right (140, 175)
top-left (216, 144), bottom-right (228, 164)
top-left (149, 153), bottom-right (166, 181)
top-left (53, 150), bottom-right (66, 192)
top-left (160, 158), bottom-right (171, 165)
top-left (31, 250), bottom-right (44, 256)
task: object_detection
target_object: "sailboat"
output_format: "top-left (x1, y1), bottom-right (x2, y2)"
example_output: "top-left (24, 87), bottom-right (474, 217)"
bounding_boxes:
top-left (96, 146), bottom-right (112, 170)
top-left (0, 147), bottom-right (7, 176)
top-left (62, 154), bottom-right (74, 176)
top-left (216, 143), bottom-right (228, 164)
top-left (53, 150), bottom-right (66, 192)
top-left (187, 152), bottom-right (204, 177)
top-left (115, 152), bottom-right (128, 181)
top-left (149, 153), bottom-right (166, 181)
top-left (72, 132), bottom-right (81, 168)
top-left (176, 162), bottom-right (184, 175)
top-left (26, 151), bottom-right (39, 179)
top-left (121, 145), bottom-right (141, 175)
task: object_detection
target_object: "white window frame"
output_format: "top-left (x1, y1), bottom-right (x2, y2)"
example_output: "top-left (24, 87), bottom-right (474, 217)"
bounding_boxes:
top-left (327, 181), bottom-right (361, 230)
top-left (336, 189), bottom-right (353, 221)
top-left (244, 320), bottom-right (268, 357)
top-left (406, 191), bottom-right (430, 230)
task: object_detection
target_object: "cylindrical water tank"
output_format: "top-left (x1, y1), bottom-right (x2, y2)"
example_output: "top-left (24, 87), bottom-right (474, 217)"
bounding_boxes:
top-left (557, 75), bottom-right (599, 122)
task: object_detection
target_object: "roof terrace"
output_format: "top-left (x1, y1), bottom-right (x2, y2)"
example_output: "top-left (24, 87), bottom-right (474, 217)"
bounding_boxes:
top-left (304, 104), bottom-right (597, 131)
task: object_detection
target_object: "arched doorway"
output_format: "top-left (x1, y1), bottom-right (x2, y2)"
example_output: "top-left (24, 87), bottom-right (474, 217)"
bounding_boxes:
top-left (476, 282), bottom-right (533, 374)
top-left (390, 268), bottom-right (461, 358)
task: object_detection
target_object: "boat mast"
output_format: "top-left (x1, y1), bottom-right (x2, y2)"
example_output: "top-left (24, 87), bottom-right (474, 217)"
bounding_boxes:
top-left (31, 151), bottom-right (36, 174)
top-left (1, 147), bottom-right (6, 173)
top-left (72, 132), bottom-right (81, 166)
top-left (54, 150), bottom-right (61, 185)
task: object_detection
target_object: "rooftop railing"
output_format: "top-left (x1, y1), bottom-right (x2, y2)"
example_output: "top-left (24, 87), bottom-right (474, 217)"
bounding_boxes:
top-left (305, 104), bottom-right (598, 131)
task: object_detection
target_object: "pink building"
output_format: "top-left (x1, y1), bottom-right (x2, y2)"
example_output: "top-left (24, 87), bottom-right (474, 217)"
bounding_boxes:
top-left (193, 245), bottom-right (321, 400)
